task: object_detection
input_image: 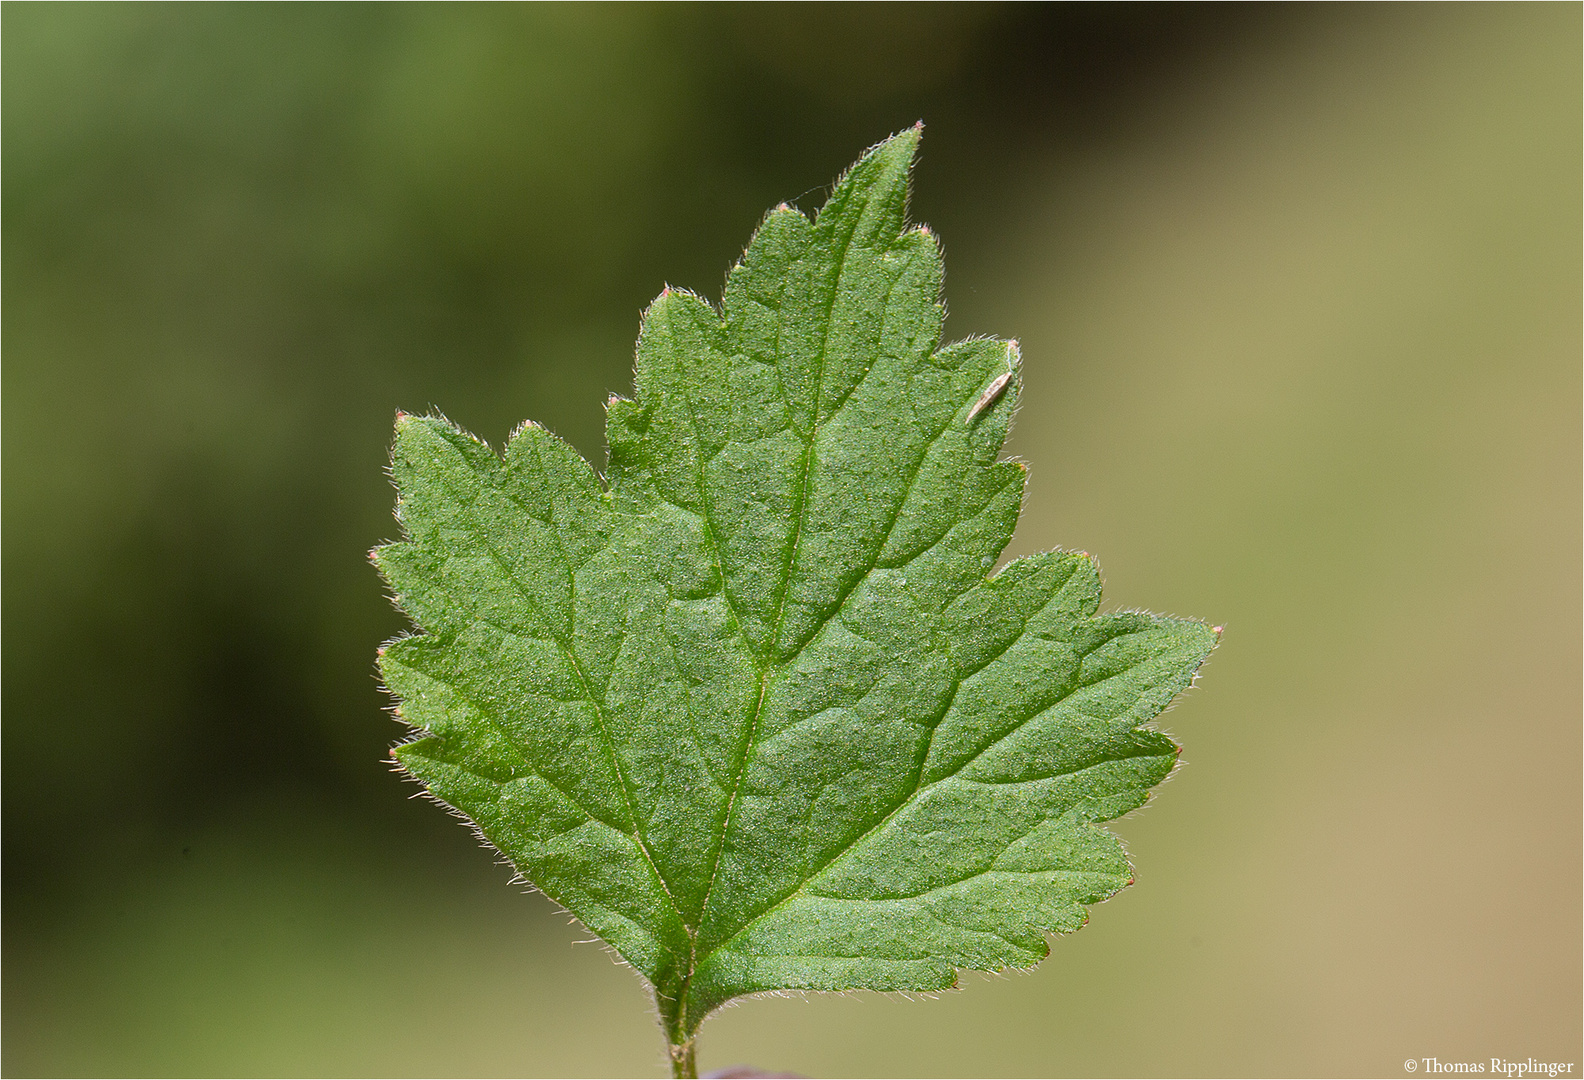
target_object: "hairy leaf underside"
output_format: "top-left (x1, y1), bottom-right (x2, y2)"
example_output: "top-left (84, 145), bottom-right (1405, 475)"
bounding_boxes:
top-left (374, 128), bottom-right (1217, 1057)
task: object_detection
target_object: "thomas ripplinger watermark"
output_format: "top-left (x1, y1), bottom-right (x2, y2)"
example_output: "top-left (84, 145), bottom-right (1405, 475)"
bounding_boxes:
top-left (1405, 1059), bottom-right (1576, 1077)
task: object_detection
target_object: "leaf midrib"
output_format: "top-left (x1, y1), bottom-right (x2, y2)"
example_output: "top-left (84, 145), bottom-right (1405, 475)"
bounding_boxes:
top-left (674, 223), bottom-right (1032, 1017)
top-left (676, 194), bottom-right (870, 1031)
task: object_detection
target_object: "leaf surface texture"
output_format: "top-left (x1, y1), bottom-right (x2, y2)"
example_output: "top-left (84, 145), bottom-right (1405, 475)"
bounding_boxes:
top-left (375, 129), bottom-right (1217, 1045)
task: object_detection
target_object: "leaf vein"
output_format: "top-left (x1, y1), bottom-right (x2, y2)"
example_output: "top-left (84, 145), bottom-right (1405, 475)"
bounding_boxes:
top-left (424, 452), bottom-right (693, 936)
top-left (696, 614), bottom-right (1160, 964)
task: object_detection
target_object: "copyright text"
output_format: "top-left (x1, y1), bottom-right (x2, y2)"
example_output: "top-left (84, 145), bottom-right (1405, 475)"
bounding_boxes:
top-left (1406, 1060), bottom-right (1576, 1078)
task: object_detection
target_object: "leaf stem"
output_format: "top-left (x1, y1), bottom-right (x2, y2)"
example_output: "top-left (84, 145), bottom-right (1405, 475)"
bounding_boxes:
top-left (669, 1038), bottom-right (698, 1079)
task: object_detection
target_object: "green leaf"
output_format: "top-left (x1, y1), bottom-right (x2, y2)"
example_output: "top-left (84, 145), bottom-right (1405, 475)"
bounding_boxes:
top-left (374, 127), bottom-right (1217, 1075)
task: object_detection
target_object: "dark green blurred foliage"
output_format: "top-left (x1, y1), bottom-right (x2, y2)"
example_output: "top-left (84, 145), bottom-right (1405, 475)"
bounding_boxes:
top-left (5, 4), bottom-right (1578, 1077)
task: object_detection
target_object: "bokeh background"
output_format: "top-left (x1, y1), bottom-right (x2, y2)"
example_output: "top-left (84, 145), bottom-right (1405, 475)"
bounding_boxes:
top-left (5, 4), bottom-right (1579, 1077)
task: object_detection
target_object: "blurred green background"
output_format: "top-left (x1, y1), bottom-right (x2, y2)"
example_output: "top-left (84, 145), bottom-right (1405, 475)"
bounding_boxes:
top-left (4, 3), bottom-right (1578, 1076)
